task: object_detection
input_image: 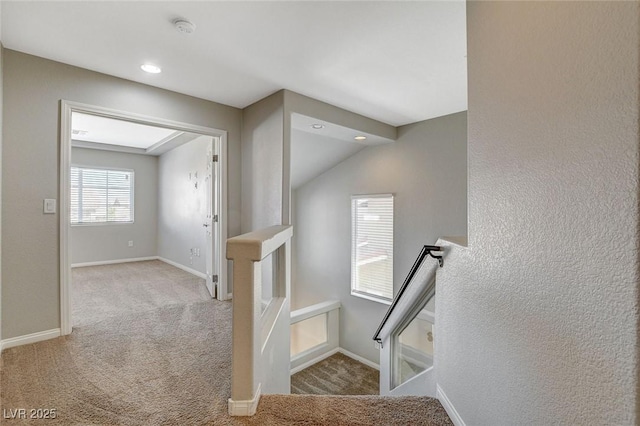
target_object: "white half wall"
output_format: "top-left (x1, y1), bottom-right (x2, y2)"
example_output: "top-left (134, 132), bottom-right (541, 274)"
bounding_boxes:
top-left (435, 2), bottom-right (639, 425)
top-left (157, 135), bottom-right (211, 275)
top-left (293, 112), bottom-right (467, 365)
top-left (70, 147), bottom-right (158, 264)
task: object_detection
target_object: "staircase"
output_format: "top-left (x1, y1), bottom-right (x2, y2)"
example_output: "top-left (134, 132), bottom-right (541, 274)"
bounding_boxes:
top-left (227, 226), bottom-right (453, 425)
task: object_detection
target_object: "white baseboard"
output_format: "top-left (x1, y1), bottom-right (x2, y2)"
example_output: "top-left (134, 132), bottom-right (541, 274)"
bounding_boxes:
top-left (291, 347), bottom-right (340, 375)
top-left (291, 347), bottom-right (379, 375)
top-left (158, 257), bottom-right (207, 279)
top-left (228, 383), bottom-right (261, 416)
top-left (437, 384), bottom-right (465, 426)
top-left (71, 256), bottom-right (159, 268)
top-left (339, 347), bottom-right (380, 370)
top-left (1, 328), bottom-right (61, 352)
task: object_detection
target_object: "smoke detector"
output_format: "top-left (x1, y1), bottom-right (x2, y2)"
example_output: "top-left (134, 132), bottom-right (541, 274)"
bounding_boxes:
top-left (174, 19), bottom-right (196, 34)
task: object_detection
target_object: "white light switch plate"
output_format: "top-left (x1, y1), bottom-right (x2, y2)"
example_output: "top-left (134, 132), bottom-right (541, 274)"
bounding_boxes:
top-left (44, 199), bottom-right (56, 214)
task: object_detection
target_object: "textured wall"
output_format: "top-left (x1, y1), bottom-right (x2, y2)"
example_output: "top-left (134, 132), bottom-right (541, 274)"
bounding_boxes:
top-left (436, 2), bottom-right (639, 424)
top-left (293, 112), bottom-right (467, 364)
top-left (2, 50), bottom-right (241, 339)
top-left (70, 148), bottom-right (158, 264)
top-left (158, 136), bottom-right (211, 274)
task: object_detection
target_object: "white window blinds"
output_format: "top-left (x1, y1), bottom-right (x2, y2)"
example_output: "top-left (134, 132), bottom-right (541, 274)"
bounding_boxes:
top-left (70, 166), bottom-right (134, 224)
top-left (351, 194), bottom-right (394, 302)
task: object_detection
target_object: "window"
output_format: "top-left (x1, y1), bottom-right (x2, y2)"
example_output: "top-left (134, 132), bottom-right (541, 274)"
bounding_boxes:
top-left (351, 194), bottom-right (394, 303)
top-left (70, 166), bottom-right (134, 224)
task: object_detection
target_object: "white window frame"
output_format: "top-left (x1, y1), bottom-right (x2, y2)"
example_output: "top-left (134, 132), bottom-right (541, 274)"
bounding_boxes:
top-left (70, 165), bottom-right (135, 226)
top-left (351, 193), bottom-right (394, 304)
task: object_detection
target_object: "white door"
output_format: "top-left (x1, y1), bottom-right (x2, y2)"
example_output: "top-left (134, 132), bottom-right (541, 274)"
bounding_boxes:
top-left (204, 141), bottom-right (217, 298)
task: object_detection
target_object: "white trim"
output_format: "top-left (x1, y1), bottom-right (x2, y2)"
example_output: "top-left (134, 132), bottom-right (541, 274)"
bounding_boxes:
top-left (216, 133), bottom-right (229, 300)
top-left (71, 256), bottom-right (159, 268)
top-left (1, 329), bottom-right (61, 352)
top-left (227, 293), bottom-right (233, 299)
top-left (291, 347), bottom-right (340, 375)
top-left (228, 383), bottom-right (261, 416)
top-left (339, 347), bottom-right (380, 370)
top-left (290, 347), bottom-right (380, 375)
top-left (351, 290), bottom-right (392, 305)
top-left (437, 384), bottom-right (466, 426)
top-left (60, 101), bottom-right (72, 336)
top-left (291, 300), bottom-right (341, 324)
top-left (60, 100), bottom-right (229, 335)
top-left (158, 257), bottom-right (207, 280)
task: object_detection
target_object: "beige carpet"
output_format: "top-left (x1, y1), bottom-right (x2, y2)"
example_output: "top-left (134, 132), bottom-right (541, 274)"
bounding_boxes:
top-left (1, 262), bottom-right (452, 425)
top-left (72, 260), bottom-right (211, 327)
top-left (292, 353), bottom-right (379, 395)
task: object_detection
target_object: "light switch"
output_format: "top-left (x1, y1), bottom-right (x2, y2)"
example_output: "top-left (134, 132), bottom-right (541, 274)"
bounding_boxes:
top-left (44, 199), bottom-right (56, 214)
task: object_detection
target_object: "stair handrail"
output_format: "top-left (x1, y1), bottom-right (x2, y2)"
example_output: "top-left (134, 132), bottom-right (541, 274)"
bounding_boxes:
top-left (372, 245), bottom-right (443, 345)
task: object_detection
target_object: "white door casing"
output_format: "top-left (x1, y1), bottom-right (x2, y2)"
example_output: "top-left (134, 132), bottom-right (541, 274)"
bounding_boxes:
top-left (208, 138), bottom-right (225, 298)
top-left (59, 100), bottom-right (229, 335)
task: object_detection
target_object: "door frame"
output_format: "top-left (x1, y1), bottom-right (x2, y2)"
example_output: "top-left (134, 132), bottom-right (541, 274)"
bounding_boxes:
top-left (59, 100), bottom-right (229, 336)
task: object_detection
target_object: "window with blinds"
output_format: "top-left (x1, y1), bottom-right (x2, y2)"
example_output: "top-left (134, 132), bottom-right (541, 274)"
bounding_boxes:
top-left (351, 194), bottom-right (394, 303)
top-left (70, 166), bottom-right (134, 224)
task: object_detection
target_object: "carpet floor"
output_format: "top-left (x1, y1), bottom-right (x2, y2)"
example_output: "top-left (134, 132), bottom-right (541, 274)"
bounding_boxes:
top-left (292, 353), bottom-right (379, 395)
top-left (71, 260), bottom-right (211, 327)
top-left (1, 262), bottom-right (452, 425)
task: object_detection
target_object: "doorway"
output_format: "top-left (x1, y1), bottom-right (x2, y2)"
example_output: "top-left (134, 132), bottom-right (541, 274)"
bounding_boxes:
top-left (60, 101), bottom-right (228, 335)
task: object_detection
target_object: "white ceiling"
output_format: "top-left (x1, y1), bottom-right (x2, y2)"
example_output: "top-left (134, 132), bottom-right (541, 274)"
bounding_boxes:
top-left (290, 113), bottom-right (394, 189)
top-left (291, 113), bottom-right (393, 146)
top-left (72, 113), bottom-right (177, 149)
top-left (71, 112), bottom-right (204, 156)
top-left (290, 129), bottom-right (365, 189)
top-left (1, 1), bottom-right (467, 127)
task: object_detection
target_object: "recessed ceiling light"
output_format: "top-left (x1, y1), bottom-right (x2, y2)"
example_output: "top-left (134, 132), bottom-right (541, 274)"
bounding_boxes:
top-left (141, 64), bottom-right (162, 74)
top-left (311, 124), bottom-right (325, 129)
top-left (354, 136), bottom-right (367, 141)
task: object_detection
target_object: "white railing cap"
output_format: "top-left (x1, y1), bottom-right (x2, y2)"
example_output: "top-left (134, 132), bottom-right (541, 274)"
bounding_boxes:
top-left (291, 300), bottom-right (341, 324)
top-left (227, 225), bottom-right (293, 261)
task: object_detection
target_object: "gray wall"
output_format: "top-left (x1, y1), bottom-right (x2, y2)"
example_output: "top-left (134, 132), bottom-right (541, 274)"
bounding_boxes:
top-left (158, 136), bottom-right (211, 274)
top-left (293, 112), bottom-right (467, 364)
top-left (435, 2), bottom-right (639, 424)
top-left (70, 148), bottom-right (158, 264)
top-left (241, 90), bottom-right (285, 233)
top-left (2, 50), bottom-right (241, 339)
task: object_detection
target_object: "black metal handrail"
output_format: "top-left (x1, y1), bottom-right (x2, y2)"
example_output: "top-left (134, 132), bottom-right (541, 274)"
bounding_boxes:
top-left (372, 245), bottom-right (443, 345)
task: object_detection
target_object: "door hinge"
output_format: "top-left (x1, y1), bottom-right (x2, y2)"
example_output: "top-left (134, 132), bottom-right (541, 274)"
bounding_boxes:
top-left (213, 274), bottom-right (219, 283)
top-left (213, 214), bottom-right (218, 223)
top-left (212, 154), bottom-right (218, 162)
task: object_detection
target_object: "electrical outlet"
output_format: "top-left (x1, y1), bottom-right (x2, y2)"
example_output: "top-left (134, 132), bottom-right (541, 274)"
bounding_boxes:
top-left (128, 241), bottom-right (134, 247)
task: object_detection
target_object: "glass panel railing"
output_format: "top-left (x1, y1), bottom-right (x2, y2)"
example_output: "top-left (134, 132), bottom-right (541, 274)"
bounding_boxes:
top-left (393, 304), bottom-right (434, 387)
top-left (372, 245), bottom-right (442, 345)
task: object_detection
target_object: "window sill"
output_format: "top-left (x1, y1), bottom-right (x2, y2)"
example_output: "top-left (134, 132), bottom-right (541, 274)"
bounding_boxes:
top-left (351, 291), bottom-right (392, 306)
top-left (71, 222), bottom-right (134, 227)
